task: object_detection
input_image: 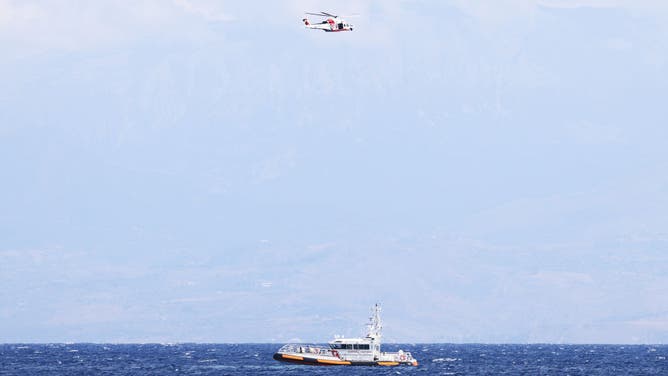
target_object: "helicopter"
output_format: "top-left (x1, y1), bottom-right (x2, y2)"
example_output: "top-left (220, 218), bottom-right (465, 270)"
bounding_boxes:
top-left (302, 11), bottom-right (354, 32)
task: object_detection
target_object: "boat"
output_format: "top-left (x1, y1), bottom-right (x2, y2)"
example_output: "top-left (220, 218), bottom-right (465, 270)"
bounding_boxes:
top-left (273, 304), bottom-right (418, 366)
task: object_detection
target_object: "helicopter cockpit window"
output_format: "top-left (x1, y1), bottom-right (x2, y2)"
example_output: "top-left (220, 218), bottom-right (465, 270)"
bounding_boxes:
top-left (338, 23), bottom-right (344, 30)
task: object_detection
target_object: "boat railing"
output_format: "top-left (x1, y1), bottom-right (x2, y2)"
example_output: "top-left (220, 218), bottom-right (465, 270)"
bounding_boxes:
top-left (388, 351), bottom-right (415, 362)
top-left (278, 344), bottom-right (338, 357)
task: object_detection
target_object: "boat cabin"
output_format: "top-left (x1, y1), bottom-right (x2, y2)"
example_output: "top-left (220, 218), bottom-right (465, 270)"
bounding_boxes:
top-left (329, 337), bottom-right (381, 360)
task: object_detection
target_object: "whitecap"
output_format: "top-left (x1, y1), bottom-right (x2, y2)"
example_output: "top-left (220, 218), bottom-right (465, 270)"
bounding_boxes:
top-left (433, 357), bottom-right (459, 362)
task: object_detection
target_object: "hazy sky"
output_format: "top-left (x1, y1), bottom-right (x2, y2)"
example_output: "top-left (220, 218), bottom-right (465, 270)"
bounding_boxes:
top-left (2, 0), bottom-right (668, 343)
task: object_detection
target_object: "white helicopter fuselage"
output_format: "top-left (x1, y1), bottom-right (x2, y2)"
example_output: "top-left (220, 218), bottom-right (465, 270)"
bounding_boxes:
top-left (303, 17), bottom-right (353, 32)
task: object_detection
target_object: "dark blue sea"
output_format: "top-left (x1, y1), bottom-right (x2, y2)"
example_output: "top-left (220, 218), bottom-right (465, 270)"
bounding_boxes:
top-left (1, 343), bottom-right (667, 375)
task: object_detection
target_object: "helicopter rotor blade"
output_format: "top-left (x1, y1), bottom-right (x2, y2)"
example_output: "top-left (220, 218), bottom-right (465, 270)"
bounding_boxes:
top-left (304, 11), bottom-right (359, 19)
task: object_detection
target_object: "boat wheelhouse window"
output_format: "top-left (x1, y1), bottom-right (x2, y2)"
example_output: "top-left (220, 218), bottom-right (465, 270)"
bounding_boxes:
top-left (353, 344), bottom-right (370, 350)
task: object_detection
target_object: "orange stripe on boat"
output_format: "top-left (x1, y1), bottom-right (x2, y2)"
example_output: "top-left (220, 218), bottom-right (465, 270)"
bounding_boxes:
top-left (412, 360), bottom-right (419, 366)
top-left (377, 361), bottom-right (399, 366)
top-left (316, 359), bottom-right (351, 365)
top-left (282, 354), bottom-right (304, 361)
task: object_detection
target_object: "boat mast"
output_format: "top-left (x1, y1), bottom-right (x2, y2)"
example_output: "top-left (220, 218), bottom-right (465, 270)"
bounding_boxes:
top-left (366, 303), bottom-right (382, 341)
